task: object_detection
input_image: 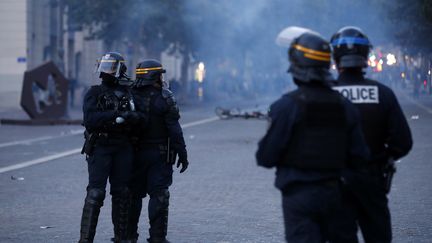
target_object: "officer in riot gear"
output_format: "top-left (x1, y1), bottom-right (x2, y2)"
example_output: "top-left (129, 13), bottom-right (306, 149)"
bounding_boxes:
top-left (331, 26), bottom-right (413, 243)
top-left (79, 52), bottom-right (146, 243)
top-left (128, 59), bottom-right (188, 243)
top-left (256, 32), bottom-right (370, 242)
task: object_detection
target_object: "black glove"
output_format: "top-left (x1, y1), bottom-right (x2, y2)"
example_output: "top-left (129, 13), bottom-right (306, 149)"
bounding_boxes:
top-left (121, 111), bottom-right (143, 124)
top-left (176, 157), bottom-right (189, 173)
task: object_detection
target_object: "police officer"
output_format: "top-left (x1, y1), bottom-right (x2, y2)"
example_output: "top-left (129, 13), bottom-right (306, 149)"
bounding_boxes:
top-left (79, 52), bottom-right (145, 243)
top-left (256, 32), bottom-right (370, 242)
top-left (331, 26), bottom-right (413, 243)
top-left (128, 60), bottom-right (189, 243)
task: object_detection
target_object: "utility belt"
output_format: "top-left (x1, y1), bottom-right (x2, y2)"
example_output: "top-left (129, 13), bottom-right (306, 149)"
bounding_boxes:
top-left (366, 163), bottom-right (385, 175)
top-left (81, 131), bottom-right (131, 156)
top-left (282, 178), bottom-right (341, 195)
top-left (137, 137), bottom-right (176, 164)
top-left (366, 152), bottom-right (390, 175)
top-left (279, 158), bottom-right (346, 170)
top-left (138, 138), bottom-right (168, 144)
top-left (96, 132), bottom-right (130, 139)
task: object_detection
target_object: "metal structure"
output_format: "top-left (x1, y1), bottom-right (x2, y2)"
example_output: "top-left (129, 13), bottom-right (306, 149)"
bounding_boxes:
top-left (21, 61), bottom-right (68, 119)
top-left (0, 61), bottom-right (81, 125)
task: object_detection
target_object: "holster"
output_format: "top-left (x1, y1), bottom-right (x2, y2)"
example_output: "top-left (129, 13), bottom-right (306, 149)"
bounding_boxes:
top-left (81, 130), bottom-right (97, 156)
top-left (382, 158), bottom-right (396, 194)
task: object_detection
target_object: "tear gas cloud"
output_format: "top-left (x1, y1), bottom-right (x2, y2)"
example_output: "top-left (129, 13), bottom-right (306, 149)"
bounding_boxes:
top-left (140, 1), bottom-right (389, 100)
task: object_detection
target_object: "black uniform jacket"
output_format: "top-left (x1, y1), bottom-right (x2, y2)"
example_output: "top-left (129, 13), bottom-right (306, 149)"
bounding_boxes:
top-left (256, 84), bottom-right (370, 190)
top-left (132, 85), bottom-right (187, 161)
top-left (83, 81), bottom-right (129, 133)
top-left (334, 71), bottom-right (413, 163)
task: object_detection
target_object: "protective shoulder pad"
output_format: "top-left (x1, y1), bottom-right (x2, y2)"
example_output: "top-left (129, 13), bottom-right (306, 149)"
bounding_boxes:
top-left (87, 85), bottom-right (103, 96)
top-left (161, 88), bottom-right (177, 106)
top-left (161, 88), bottom-right (173, 99)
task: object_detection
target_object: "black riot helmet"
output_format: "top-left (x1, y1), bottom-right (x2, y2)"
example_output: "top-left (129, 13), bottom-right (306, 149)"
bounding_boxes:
top-left (96, 52), bottom-right (127, 79)
top-left (288, 32), bottom-right (333, 83)
top-left (135, 59), bottom-right (166, 86)
top-left (330, 26), bottom-right (372, 68)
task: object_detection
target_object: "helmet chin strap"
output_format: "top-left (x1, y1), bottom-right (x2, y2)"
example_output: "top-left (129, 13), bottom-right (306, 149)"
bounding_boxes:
top-left (100, 72), bottom-right (119, 85)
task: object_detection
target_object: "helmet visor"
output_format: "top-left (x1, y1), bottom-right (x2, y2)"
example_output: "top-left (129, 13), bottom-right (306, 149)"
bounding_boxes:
top-left (96, 55), bottom-right (123, 77)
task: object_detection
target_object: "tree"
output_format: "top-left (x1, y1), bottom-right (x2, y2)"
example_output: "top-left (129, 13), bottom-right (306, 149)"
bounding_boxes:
top-left (383, 0), bottom-right (432, 53)
top-left (64, 0), bottom-right (195, 88)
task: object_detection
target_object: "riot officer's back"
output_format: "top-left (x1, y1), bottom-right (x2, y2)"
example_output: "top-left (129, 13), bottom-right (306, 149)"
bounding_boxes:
top-left (256, 31), bottom-right (369, 243)
top-left (331, 26), bottom-right (413, 243)
top-left (335, 72), bottom-right (412, 162)
top-left (133, 85), bottom-right (170, 140)
top-left (282, 84), bottom-right (350, 170)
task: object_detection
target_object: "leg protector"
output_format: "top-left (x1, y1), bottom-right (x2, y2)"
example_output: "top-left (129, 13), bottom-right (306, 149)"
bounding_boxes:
top-left (112, 188), bottom-right (131, 242)
top-left (79, 188), bottom-right (105, 243)
top-left (148, 189), bottom-right (170, 242)
top-left (127, 196), bottom-right (143, 241)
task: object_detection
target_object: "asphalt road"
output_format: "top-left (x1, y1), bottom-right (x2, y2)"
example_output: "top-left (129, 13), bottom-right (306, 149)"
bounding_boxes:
top-left (0, 92), bottom-right (431, 243)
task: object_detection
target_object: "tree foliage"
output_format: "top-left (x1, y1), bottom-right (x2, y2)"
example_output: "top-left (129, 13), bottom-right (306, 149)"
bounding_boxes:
top-left (63, 0), bottom-right (432, 88)
top-left (64, 0), bottom-right (198, 85)
top-left (384, 0), bottom-right (432, 53)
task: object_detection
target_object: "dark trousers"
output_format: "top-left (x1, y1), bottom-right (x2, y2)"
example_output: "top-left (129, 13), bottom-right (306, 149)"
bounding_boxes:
top-left (79, 137), bottom-right (134, 242)
top-left (87, 138), bottom-right (134, 195)
top-left (342, 171), bottom-right (392, 243)
top-left (282, 182), bottom-right (356, 243)
top-left (131, 146), bottom-right (173, 197)
top-left (129, 145), bottom-right (173, 239)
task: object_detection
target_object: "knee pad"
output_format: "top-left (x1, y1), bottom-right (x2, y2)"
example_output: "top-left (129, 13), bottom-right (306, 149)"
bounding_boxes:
top-left (150, 189), bottom-right (170, 207)
top-left (85, 188), bottom-right (105, 207)
top-left (111, 186), bottom-right (130, 198)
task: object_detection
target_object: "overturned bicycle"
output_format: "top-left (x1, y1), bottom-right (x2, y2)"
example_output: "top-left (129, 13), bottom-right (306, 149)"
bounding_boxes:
top-left (215, 106), bottom-right (268, 120)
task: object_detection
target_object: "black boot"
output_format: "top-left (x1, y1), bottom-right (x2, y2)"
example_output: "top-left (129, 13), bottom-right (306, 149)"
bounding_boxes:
top-left (112, 188), bottom-right (131, 242)
top-left (128, 196), bottom-right (143, 242)
top-left (78, 188), bottom-right (105, 243)
top-left (147, 237), bottom-right (171, 243)
top-left (147, 189), bottom-right (170, 243)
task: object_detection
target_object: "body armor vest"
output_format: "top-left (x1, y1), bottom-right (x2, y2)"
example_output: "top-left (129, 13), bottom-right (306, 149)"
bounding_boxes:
top-left (134, 87), bottom-right (169, 141)
top-left (281, 87), bottom-right (348, 170)
top-left (95, 85), bottom-right (133, 133)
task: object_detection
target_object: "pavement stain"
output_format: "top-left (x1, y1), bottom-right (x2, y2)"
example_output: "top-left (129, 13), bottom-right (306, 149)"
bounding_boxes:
top-left (398, 227), bottom-right (420, 236)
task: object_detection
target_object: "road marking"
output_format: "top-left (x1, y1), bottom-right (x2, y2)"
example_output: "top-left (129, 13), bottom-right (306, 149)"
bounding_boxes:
top-left (0, 148), bottom-right (82, 173)
top-left (0, 129), bottom-right (84, 149)
top-left (399, 92), bottom-right (432, 114)
top-left (182, 116), bottom-right (219, 128)
top-left (0, 116), bottom-right (219, 174)
top-left (0, 116), bottom-right (220, 149)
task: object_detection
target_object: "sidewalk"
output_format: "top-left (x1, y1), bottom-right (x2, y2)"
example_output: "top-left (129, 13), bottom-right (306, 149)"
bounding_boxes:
top-left (0, 90), bottom-right (83, 121)
top-left (394, 88), bottom-right (432, 109)
top-left (0, 91), bottom-right (27, 120)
